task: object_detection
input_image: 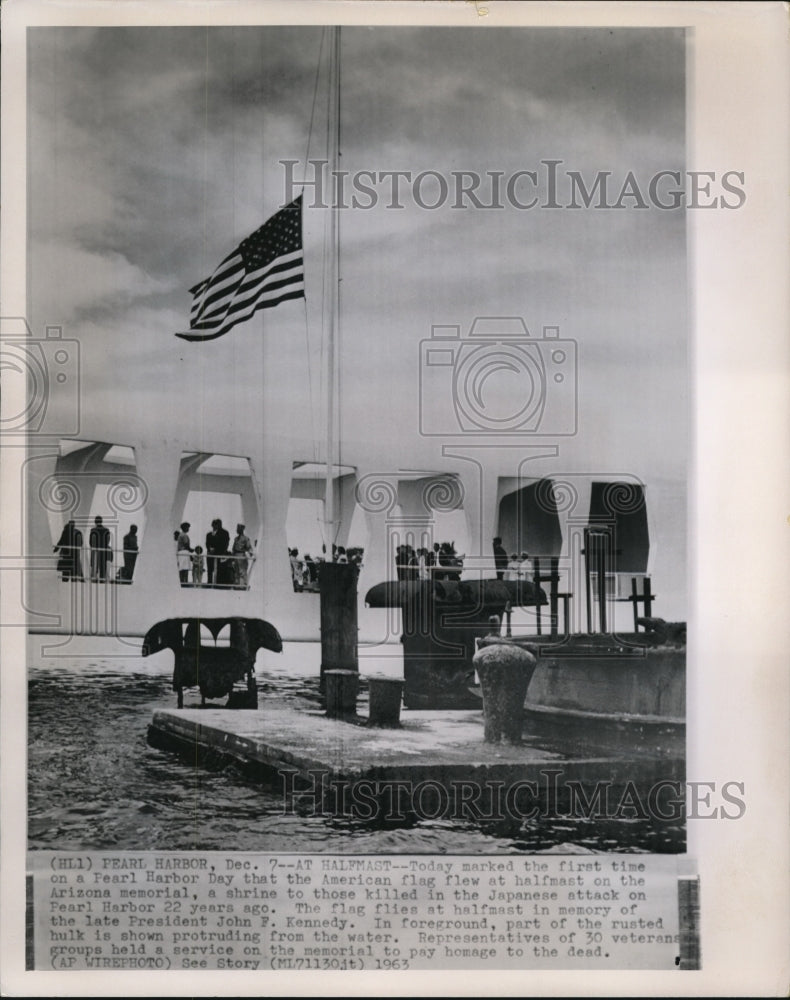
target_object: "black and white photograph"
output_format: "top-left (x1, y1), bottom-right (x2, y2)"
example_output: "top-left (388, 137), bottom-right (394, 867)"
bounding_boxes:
top-left (23, 19), bottom-right (690, 852)
top-left (1, 0), bottom-right (788, 994)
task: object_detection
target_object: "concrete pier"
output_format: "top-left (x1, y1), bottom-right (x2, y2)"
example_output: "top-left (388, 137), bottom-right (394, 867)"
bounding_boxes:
top-left (147, 702), bottom-right (684, 793)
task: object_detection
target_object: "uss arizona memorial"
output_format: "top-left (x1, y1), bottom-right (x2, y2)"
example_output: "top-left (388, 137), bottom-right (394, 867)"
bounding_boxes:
top-left (26, 390), bottom-right (685, 644)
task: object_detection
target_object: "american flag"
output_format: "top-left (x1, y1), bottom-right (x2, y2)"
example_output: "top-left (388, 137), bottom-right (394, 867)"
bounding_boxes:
top-left (177, 196), bottom-right (305, 342)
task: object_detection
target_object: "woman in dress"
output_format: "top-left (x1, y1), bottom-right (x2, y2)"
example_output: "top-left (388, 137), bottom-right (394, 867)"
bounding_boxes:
top-left (176, 522), bottom-right (193, 585)
top-left (54, 520), bottom-right (83, 581)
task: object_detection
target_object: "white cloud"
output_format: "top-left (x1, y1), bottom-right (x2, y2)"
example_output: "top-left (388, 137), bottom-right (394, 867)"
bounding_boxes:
top-left (33, 241), bottom-right (179, 328)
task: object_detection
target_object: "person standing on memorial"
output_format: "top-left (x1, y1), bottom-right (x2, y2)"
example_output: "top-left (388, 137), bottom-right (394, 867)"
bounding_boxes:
top-left (54, 520), bottom-right (83, 581)
top-left (89, 516), bottom-right (112, 582)
top-left (232, 523), bottom-right (253, 588)
top-left (122, 524), bottom-right (139, 582)
top-left (206, 518), bottom-right (229, 586)
top-left (191, 545), bottom-right (205, 586)
top-left (493, 536), bottom-right (508, 580)
top-left (176, 522), bottom-right (193, 585)
top-left (395, 544), bottom-right (406, 581)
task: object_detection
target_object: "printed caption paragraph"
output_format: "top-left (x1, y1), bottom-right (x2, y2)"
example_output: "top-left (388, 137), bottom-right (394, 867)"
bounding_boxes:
top-left (31, 852), bottom-right (683, 971)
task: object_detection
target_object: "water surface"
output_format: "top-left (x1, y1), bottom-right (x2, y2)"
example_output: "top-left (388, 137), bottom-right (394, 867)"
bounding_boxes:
top-left (28, 640), bottom-right (684, 854)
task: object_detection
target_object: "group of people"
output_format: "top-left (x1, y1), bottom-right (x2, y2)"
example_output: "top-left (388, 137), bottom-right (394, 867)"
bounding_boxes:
top-left (289, 545), bottom-right (364, 592)
top-left (54, 517), bottom-right (139, 583)
top-left (395, 541), bottom-right (464, 582)
top-left (54, 521), bottom-right (531, 593)
top-left (493, 536), bottom-right (532, 582)
top-left (393, 537), bottom-right (530, 584)
top-left (175, 519), bottom-right (254, 589)
top-left (54, 514), bottom-right (256, 588)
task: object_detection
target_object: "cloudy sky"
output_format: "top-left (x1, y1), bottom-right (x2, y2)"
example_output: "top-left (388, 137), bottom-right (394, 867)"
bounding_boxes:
top-left (28, 25), bottom-right (686, 485)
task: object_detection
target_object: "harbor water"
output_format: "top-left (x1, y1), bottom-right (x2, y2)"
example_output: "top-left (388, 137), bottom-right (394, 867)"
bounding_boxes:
top-left (27, 636), bottom-right (684, 854)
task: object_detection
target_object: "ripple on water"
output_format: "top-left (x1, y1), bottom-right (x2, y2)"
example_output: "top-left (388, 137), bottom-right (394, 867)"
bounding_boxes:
top-left (28, 660), bottom-right (684, 854)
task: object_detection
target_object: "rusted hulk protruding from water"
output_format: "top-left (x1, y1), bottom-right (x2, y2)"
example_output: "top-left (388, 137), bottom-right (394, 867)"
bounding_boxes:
top-left (477, 624), bottom-right (686, 724)
top-left (472, 640), bottom-right (537, 744)
top-left (365, 577), bottom-right (546, 710)
top-left (142, 617), bottom-right (282, 709)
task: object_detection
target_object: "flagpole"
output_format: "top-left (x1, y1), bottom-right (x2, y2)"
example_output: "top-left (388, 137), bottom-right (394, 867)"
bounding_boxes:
top-left (317, 24), bottom-right (358, 700)
top-left (324, 24), bottom-right (341, 550)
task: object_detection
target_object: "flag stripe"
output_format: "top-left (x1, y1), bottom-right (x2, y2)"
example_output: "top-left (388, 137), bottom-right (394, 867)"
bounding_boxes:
top-left (188, 248), bottom-right (243, 297)
top-left (191, 271), bottom-right (305, 332)
top-left (178, 196), bottom-right (304, 343)
top-left (176, 288), bottom-right (305, 342)
top-left (189, 258), bottom-right (245, 318)
top-left (192, 285), bottom-right (305, 335)
top-left (212, 281), bottom-right (305, 334)
top-left (192, 258), bottom-right (304, 329)
top-left (191, 256), bottom-right (304, 328)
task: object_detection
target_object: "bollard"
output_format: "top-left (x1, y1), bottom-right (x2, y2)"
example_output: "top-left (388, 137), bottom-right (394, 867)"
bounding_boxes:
top-left (472, 642), bottom-right (537, 744)
top-left (367, 676), bottom-right (404, 727)
top-left (324, 669), bottom-right (359, 719)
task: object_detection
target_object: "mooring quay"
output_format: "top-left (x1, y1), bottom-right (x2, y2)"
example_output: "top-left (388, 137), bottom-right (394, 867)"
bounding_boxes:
top-left (143, 587), bottom-right (685, 819)
top-left (147, 701), bottom-right (684, 817)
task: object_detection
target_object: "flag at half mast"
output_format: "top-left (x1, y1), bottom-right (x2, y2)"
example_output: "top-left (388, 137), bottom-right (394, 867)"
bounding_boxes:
top-left (176, 196), bottom-right (304, 342)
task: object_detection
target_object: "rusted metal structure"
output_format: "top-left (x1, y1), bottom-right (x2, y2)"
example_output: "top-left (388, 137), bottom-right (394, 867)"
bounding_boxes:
top-left (142, 616), bottom-right (282, 708)
top-left (365, 578), bottom-right (547, 709)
